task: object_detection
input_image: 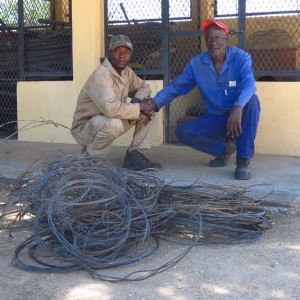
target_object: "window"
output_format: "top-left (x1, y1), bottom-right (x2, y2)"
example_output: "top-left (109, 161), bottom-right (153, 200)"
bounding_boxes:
top-left (215, 0), bottom-right (300, 18)
top-left (108, 0), bottom-right (191, 24)
top-left (0, 0), bottom-right (51, 26)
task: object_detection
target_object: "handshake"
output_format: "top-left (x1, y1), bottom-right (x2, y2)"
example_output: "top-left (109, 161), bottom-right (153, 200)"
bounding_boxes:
top-left (131, 98), bottom-right (158, 118)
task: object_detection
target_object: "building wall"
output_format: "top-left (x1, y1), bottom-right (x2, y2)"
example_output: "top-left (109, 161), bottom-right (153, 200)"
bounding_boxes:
top-left (17, 0), bottom-right (300, 156)
top-left (255, 82), bottom-right (300, 156)
top-left (17, 0), bottom-right (164, 147)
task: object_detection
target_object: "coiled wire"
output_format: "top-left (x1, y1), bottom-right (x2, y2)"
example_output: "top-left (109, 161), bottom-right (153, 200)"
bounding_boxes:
top-left (0, 154), bottom-right (271, 282)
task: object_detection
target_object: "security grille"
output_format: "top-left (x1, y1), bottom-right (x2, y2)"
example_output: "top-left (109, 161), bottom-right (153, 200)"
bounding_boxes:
top-left (216, 0), bottom-right (300, 81)
top-left (105, 0), bottom-right (177, 80)
top-left (0, 0), bottom-right (72, 137)
top-left (22, 0), bottom-right (72, 79)
top-left (0, 0), bottom-right (18, 137)
top-left (106, 0), bottom-right (300, 143)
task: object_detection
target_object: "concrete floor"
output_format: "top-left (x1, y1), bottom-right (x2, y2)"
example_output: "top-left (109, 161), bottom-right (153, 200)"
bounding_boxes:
top-left (0, 140), bottom-right (299, 214)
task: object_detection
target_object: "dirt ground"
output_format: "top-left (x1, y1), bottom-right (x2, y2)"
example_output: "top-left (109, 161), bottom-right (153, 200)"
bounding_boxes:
top-left (1, 179), bottom-right (299, 300)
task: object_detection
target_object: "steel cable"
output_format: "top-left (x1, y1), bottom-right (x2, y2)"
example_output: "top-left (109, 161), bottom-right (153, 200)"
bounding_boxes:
top-left (1, 154), bottom-right (271, 281)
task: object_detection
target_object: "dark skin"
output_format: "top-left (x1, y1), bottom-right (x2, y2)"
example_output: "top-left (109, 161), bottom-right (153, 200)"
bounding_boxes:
top-left (107, 46), bottom-right (153, 117)
top-left (107, 45), bottom-right (132, 75)
top-left (143, 25), bottom-right (243, 139)
top-left (205, 25), bottom-right (243, 139)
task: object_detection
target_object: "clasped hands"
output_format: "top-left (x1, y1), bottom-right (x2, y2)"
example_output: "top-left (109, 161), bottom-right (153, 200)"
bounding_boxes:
top-left (131, 97), bottom-right (157, 118)
top-left (139, 98), bottom-right (157, 118)
top-left (131, 98), bottom-right (157, 125)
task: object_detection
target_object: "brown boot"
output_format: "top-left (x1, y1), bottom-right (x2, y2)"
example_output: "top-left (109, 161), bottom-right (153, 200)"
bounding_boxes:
top-left (234, 157), bottom-right (251, 180)
top-left (209, 138), bottom-right (236, 167)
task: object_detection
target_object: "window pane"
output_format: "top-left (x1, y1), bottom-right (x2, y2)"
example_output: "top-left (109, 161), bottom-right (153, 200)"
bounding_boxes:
top-left (108, 0), bottom-right (191, 23)
top-left (216, 0), bottom-right (300, 17)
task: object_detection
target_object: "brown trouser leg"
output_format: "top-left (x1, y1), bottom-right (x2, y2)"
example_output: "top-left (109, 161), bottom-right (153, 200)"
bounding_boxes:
top-left (71, 114), bottom-right (154, 156)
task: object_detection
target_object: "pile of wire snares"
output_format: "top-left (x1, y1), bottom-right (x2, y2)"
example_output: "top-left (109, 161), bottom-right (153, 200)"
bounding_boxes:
top-left (0, 154), bottom-right (272, 282)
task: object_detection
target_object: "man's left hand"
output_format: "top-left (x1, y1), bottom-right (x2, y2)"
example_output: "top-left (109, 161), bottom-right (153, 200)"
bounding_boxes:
top-left (227, 105), bottom-right (243, 138)
top-left (131, 98), bottom-right (142, 104)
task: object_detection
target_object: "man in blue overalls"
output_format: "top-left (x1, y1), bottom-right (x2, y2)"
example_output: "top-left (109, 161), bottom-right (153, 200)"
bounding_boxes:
top-left (146, 20), bottom-right (260, 180)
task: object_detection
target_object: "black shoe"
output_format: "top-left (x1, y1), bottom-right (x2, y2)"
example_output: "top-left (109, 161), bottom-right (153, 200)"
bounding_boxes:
top-left (234, 157), bottom-right (251, 180)
top-left (209, 138), bottom-right (236, 167)
top-left (122, 149), bottom-right (161, 171)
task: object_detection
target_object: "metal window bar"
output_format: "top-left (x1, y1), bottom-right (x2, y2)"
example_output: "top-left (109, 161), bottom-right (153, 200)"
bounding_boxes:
top-left (106, 0), bottom-right (300, 143)
top-left (0, 0), bottom-right (73, 137)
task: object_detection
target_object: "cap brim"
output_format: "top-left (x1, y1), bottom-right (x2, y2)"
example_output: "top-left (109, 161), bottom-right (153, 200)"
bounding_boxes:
top-left (202, 20), bottom-right (216, 33)
top-left (110, 42), bottom-right (133, 51)
top-left (202, 20), bottom-right (228, 35)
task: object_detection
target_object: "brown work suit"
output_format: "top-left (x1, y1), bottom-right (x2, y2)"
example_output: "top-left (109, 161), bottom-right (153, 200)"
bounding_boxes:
top-left (71, 58), bottom-right (153, 156)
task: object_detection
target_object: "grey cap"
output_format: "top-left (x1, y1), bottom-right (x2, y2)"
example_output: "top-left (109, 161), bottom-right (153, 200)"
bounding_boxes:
top-left (109, 34), bottom-right (133, 51)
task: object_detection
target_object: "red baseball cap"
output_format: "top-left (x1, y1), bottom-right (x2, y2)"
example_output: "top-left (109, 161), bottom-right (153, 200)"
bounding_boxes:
top-left (202, 20), bottom-right (229, 36)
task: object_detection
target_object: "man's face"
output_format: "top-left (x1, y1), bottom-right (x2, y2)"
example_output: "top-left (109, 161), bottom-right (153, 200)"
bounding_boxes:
top-left (108, 46), bottom-right (132, 74)
top-left (205, 25), bottom-right (228, 59)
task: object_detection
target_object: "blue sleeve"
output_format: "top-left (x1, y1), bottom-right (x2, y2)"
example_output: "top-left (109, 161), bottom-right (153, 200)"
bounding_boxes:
top-left (153, 62), bottom-right (197, 110)
top-left (235, 52), bottom-right (257, 107)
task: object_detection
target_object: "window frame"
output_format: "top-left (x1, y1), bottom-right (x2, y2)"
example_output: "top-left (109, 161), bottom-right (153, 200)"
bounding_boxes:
top-left (214, 0), bottom-right (300, 18)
